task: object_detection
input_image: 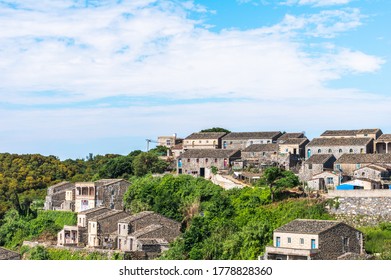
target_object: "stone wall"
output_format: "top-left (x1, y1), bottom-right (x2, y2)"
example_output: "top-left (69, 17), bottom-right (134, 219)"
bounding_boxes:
top-left (326, 191), bottom-right (391, 226)
top-left (317, 224), bottom-right (363, 260)
top-left (95, 181), bottom-right (130, 210)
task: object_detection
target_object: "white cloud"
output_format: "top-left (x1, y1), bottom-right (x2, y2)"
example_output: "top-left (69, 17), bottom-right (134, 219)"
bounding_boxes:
top-left (284, 0), bottom-right (353, 6)
top-left (267, 8), bottom-right (363, 38)
top-left (0, 0), bottom-right (388, 158)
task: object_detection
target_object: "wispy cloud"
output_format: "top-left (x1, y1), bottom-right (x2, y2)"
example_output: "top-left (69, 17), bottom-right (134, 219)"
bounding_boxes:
top-left (283, 0), bottom-right (353, 7)
top-left (0, 0), bottom-right (388, 158)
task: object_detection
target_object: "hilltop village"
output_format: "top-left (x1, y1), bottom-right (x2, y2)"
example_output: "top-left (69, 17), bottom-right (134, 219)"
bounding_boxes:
top-left (3, 127), bottom-right (391, 260)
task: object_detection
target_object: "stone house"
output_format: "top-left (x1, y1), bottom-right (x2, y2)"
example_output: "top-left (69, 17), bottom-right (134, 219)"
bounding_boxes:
top-left (305, 137), bottom-right (374, 160)
top-left (353, 164), bottom-right (391, 181)
top-left (87, 210), bottom-right (131, 249)
top-left (306, 171), bottom-right (341, 191)
top-left (221, 131), bottom-right (282, 150)
top-left (182, 132), bottom-right (227, 150)
top-left (277, 132), bottom-right (305, 142)
top-left (0, 247), bottom-right (20, 260)
top-left (264, 219), bottom-right (365, 260)
top-left (278, 138), bottom-right (309, 159)
top-left (241, 144), bottom-right (279, 165)
top-left (374, 134), bottom-right (391, 154)
top-left (334, 154), bottom-right (391, 177)
top-left (117, 211), bottom-right (181, 253)
top-left (157, 134), bottom-right (182, 149)
top-left (45, 179), bottom-right (130, 213)
top-left (299, 154), bottom-right (336, 182)
top-left (337, 178), bottom-right (383, 190)
top-left (320, 128), bottom-right (382, 139)
top-left (44, 181), bottom-right (75, 211)
top-left (57, 207), bottom-right (112, 247)
top-left (177, 149), bottom-right (241, 176)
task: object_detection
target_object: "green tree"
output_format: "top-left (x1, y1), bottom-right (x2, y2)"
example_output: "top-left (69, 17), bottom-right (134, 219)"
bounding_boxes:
top-left (132, 152), bottom-right (168, 177)
top-left (200, 127), bottom-right (231, 133)
top-left (261, 167), bottom-right (299, 202)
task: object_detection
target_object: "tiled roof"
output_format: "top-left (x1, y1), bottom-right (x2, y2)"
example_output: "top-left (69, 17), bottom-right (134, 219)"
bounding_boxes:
top-left (321, 130), bottom-right (358, 137)
top-left (180, 149), bottom-right (240, 158)
top-left (185, 132), bottom-right (227, 140)
top-left (274, 219), bottom-right (342, 234)
top-left (95, 179), bottom-right (124, 184)
top-left (377, 134), bottom-right (391, 141)
top-left (307, 137), bottom-right (372, 147)
top-left (355, 164), bottom-right (390, 172)
top-left (277, 133), bottom-right (305, 141)
top-left (119, 211), bottom-right (154, 223)
top-left (279, 138), bottom-right (309, 145)
top-left (171, 143), bottom-right (183, 150)
top-left (131, 224), bottom-right (163, 238)
top-left (305, 154), bottom-right (335, 164)
top-left (242, 144), bottom-right (279, 152)
top-left (0, 247), bottom-right (20, 260)
top-left (78, 206), bottom-right (110, 216)
top-left (222, 131), bottom-right (281, 140)
top-left (90, 210), bottom-right (126, 222)
top-left (336, 154), bottom-right (391, 164)
top-left (321, 129), bottom-right (380, 137)
top-left (357, 129), bottom-right (381, 134)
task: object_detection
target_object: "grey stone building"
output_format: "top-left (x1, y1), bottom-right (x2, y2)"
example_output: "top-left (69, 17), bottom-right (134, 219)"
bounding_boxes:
top-left (306, 137), bottom-right (374, 159)
top-left (299, 154), bottom-right (336, 182)
top-left (183, 132), bottom-right (227, 150)
top-left (374, 134), bottom-right (391, 154)
top-left (241, 144), bottom-right (280, 168)
top-left (334, 154), bottom-right (391, 176)
top-left (221, 131), bottom-right (282, 150)
top-left (117, 211), bottom-right (181, 253)
top-left (88, 210), bottom-right (131, 249)
top-left (178, 149), bottom-right (241, 176)
top-left (57, 207), bottom-right (112, 247)
top-left (353, 164), bottom-right (391, 182)
top-left (0, 247), bottom-right (20, 260)
top-left (44, 181), bottom-right (75, 211)
top-left (45, 179), bottom-right (131, 213)
top-left (320, 128), bottom-right (382, 139)
top-left (277, 132), bottom-right (305, 141)
top-left (278, 138), bottom-right (309, 159)
top-left (264, 219), bottom-right (365, 260)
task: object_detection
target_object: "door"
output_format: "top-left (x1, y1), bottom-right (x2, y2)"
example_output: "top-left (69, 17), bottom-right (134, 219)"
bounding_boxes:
top-left (311, 239), bottom-right (316, 249)
top-left (200, 168), bottom-right (205, 177)
top-left (276, 237), bottom-right (281, 247)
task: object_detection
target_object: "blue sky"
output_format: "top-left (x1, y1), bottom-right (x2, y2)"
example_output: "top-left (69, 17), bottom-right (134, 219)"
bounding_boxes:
top-left (0, 0), bottom-right (390, 159)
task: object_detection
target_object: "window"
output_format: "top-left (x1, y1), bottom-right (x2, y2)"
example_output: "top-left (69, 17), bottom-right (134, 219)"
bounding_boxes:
top-left (206, 140), bottom-right (209, 143)
top-left (123, 225), bottom-right (126, 229)
top-left (287, 237), bottom-right (291, 244)
top-left (343, 237), bottom-right (350, 252)
top-left (118, 224), bottom-right (120, 233)
top-left (300, 238), bottom-right (304, 245)
top-left (339, 149), bottom-right (343, 153)
top-left (356, 164), bottom-right (361, 169)
top-left (308, 164), bottom-right (312, 170)
top-left (215, 158), bottom-right (218, 163)
top-left (205, 158), bottom-right (209, 163)
top-left (187, 158), bottom-right (190, 163)
top-left (307, 149), bottom-right (311, 158)
top-left (349, 148), bottom-right (353, 153)
top-left (327, 177), bottom-right (334, 185)
top-left (362, 172), bottom-right (365, 176)
top-left (196, 159), bottom-right (199, 163)
top-left (360, 148), bottom-right (364, 153)
top-left (328, 149), bottom-right (332, 153)
top-left (336, 164), bottom-right (341, 170)
top-left (318, 149), bottom-right (322, 153)
top-left (285, 148), bottom-right (289, 153)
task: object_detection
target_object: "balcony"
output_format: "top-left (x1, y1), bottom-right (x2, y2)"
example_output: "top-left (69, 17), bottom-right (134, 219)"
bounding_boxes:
top-left (265, 246), bottom-right (319, 259)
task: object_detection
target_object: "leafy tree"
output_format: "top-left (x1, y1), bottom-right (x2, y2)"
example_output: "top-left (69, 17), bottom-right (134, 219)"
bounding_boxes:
top-left (261, 167), bottom-right (299, 202)
top-left (200, 127), bottom-right (231, 133)
top-left (132, 152), bottom-right (168, 177)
